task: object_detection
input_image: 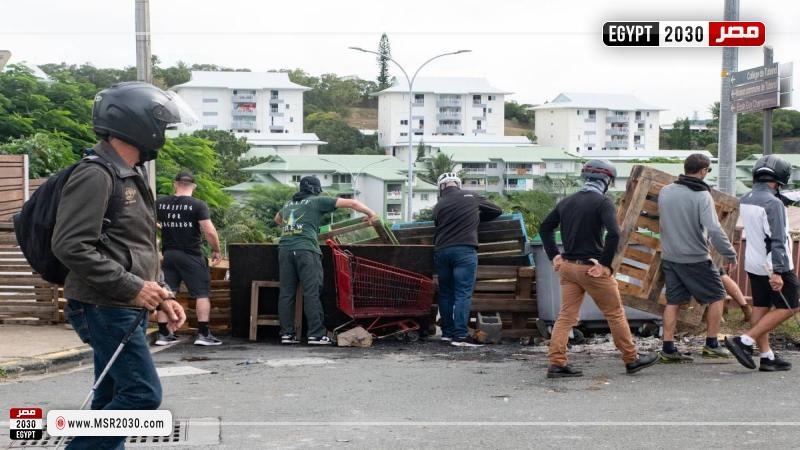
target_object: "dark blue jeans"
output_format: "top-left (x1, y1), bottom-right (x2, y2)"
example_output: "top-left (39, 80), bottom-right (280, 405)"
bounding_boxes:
top-left (64, 299), bottom-right (162, 450)
top-left (435, 246), bottom-right (478, 339)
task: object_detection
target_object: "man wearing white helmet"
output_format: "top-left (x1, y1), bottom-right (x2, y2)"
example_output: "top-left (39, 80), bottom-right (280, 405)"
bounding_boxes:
top-left (433, 172), bottom-right (502, 347)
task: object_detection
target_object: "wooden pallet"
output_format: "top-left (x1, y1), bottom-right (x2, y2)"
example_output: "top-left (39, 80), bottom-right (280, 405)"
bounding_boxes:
top-left (318, 217), bottom-right (398, 245)
top-left (612, 165), bottom-right (740, 327)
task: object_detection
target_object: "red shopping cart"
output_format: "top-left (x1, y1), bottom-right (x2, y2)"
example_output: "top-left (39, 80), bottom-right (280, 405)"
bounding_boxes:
top-left (327, 240), bottom-right (434, 341)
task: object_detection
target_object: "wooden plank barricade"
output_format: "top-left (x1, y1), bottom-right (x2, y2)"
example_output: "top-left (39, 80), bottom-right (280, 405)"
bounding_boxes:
top-left (611, 165), bottom-right (740, 327)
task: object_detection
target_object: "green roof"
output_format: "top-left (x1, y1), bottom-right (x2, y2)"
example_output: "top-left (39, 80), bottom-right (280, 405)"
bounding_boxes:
top-left (223, 181), bottom-right (265, 192)
top-left (737, 154), bottom-right (800, 168)
top-left (430, 146), bottom-right (579, 164)
top-left (242, 154), bottom-right (405, 173)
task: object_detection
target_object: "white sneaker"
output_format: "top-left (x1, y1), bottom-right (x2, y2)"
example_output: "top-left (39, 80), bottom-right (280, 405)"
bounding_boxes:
top-left (307, 336), bottom-right (333, 345)
top-left (281, 334), bottom-right (300, 344)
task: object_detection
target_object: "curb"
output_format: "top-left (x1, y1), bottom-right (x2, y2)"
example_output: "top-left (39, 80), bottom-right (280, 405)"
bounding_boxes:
top-left (0, 328), bottom-right (159, 380)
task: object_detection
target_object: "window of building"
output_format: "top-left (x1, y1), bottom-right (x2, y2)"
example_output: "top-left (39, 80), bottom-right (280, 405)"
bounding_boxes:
top-left (400, 132), bottom-right (408, 136)
top-left (414, 94), bottom-right (424, 105)
top-left (290, 117), bottom-right (294, 123)
top-left (476, 120), bottom-right (482, 129)
top-left (291, 175), bottom-right (302, 183)
top-left (646, 112), bottom-right (650, 117)
top-left (473, 94), bottom-right (481, 103)
top-left (488, 95), bottom-right (495, 101)
top-left (333, 174), bottom-right (352, 184)
top-left (203, 111), bottom-right (218, 116)
top-left (400, 119), bottom-right (408, 125)
top-left (285, 104), bottom-right (290, 110)
top-left (487, 163), bottom-right (497, 169)
top-left (577, 110), bottom-right (581, 115)
top-left (588, 109), bottom-right (596, 118)
top-left (271, 90), bottom-right (278, 98)
top-left (271, 105), bottom-right (278, 113)
top-left (649, 124), bottom-right (653, 129)
top-left (576, 147), bottom-right (580, 151)
top-left (488, 108), bottom-right (493, 113)
top-left (554, 162), bottom-right (563, 169)
top-left (271, 130), bottom-right (282, 133)
top-left (421, 193), bottom-right (429, 201)
top-left (202, 98), bottom-right (218, 103)
top-left (419, 119), bottom-right (424, 127)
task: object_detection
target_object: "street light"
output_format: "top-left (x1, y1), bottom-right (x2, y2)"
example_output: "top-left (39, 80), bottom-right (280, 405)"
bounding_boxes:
top-left (349, 47), bottom-right (471, 221)
top-left (319, 157), bottom-right (392, 213)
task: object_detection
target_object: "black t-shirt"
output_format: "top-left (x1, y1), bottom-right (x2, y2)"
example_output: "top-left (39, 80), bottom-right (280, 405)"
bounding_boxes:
top-left (155, 195), bottom-right (210, 255)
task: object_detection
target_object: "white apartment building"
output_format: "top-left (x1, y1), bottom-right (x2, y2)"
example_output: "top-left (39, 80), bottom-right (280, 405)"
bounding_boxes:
top-left (172, 71), bottom-right (324, 156)
top-left (533, 93), bottom-right (663, 156)
top-left (224, 155), bottom-right (438, 222)
top-left (376, 77), bottom-right (514, 155)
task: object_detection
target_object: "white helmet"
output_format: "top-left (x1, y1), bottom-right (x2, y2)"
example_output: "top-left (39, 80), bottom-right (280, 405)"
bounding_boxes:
top-left (437, 172), bottom-right (461, 189)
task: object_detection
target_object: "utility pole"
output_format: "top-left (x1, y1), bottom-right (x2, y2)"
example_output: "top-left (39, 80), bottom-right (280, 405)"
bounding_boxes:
top-left (135, 0), bottom-right (156, 194)
top-left (717, 0), bottom-right (739, 195)
top-left (763, 46), bottom-right (774, 155)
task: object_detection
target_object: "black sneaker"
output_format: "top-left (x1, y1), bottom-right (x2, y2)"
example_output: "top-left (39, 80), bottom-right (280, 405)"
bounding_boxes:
top-left (724, 336), bottom-right (756, 369)
top-left (626, 352), bottom-right (659, 374)
top-left (451, 336), bottom-right (483, 347)
top-left (194, 333), bottom-right (222, 346)
top-left (281, 334), bottom-right (300, 345)
top-left (155, 333), bottom-right (180, 346)
top-left (547, 364), bottom-right (583, 378)
top-left (759, 355), bottom-right (792, 372)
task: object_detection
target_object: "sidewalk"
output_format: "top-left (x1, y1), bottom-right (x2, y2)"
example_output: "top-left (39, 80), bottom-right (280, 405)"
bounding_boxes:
top-left (0, 324), bottom-right (157, 379)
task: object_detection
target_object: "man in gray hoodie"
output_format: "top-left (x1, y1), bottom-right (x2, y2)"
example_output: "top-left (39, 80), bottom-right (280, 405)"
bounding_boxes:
top-left (658, 153), bottom-right (737, 362)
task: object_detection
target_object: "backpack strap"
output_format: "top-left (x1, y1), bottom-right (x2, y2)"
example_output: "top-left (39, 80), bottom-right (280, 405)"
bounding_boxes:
top-left (81, 154), bottom-right (125, 234)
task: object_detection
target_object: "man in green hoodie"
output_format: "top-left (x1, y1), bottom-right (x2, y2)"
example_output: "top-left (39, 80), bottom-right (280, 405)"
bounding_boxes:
top-left (274, 176), bottom-right (377, 345)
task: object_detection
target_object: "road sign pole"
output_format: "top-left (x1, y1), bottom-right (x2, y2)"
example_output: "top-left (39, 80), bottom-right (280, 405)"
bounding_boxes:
top-left (718, 0), bottom-right (739, 195)
top-left (763, 46), bottom-right (774, 155)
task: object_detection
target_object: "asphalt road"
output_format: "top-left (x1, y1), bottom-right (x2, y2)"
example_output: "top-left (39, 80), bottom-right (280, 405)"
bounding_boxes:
top-left (2, 337), bottom-right (799, 449)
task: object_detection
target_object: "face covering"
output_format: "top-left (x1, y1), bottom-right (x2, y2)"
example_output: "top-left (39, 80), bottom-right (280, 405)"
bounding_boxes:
top-left (581, 178), bottom-right (607, 195)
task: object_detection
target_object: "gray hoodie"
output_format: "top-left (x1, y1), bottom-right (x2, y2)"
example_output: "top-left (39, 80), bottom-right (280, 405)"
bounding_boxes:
top-left (658, 181), bottom-right (737, 264)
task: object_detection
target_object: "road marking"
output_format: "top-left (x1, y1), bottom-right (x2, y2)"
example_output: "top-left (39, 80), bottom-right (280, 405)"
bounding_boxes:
top-left (263, 357), bottom-right (334, 367)
top-left (156, 365), bottom-right (211, 377)
top-left (185, 421), bottom-right (800, 427)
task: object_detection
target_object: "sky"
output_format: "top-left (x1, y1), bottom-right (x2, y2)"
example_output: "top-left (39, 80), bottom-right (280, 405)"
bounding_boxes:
top-left (2, 0), bottom-right (799, 123)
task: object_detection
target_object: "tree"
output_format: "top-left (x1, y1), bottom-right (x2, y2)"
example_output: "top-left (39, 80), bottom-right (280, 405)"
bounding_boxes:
top-left (191, 129), bottom-right (252, 185)
top-left (306, 111), bottom-right (373, 154)
top-left (490, 190), bottom-right (558, 237)
top-left (156, 136), bottom-right (232, 209)
top-left (245, 184), bottom-right (296, 240)
top-left (421, 153), bottom-right (459, 185)
top-left (377, 33), bottom-right (392, 90)
top-left (504, 101), bottom-right (535, 125)
top-left (0, 132), bottom-right (77, 177)
top-left (416, 140), bottom-right (426, 161)
top-left (212, 204), bottom-right (266, 245)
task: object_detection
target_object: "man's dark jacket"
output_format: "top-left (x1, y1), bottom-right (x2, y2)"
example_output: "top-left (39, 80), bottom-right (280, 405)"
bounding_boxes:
top-left (433, 186), bottom-right (503, 250)
top-left (52, 141), bottom-right (159, 308)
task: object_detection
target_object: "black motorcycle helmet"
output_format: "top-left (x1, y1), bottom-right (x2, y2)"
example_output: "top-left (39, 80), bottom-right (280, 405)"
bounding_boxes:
top-left (752, 155), bottom-right (792, 186)
top-left (92, 81), bottom-right (197, 163)
top-left (581, 159), bottom-right (617, 191)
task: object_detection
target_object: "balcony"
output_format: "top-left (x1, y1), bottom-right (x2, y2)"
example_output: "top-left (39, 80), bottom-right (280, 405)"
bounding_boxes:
top-left (232, 93), bottom-right (256, 102)
top-left (462, 183), bottom-right (487, 190)
top-left (436, 125), bottom-right (462, 134)
top-left (437, 111), bottom-right (461, 120)
top-left (386, 211), bottom-right (403, 220)
top-left (585, 117), bottom-right (597, 123)
top-left (634, 143), bottom-right (646, 149)
top-left (606, 115), bottom-right (629, 123)
top-left (232, 108), bottom-right (256, 116)
top-left (437, 97), bottom-right (462, 107)
top-left (269, 111), bottom-right (284, 117)
top-left (462, 167), bottom-right (487, 176)
top-left (231, 120), bottom-right (257, 130)
top-left (607, 128), bottom-right (629, 136)
top-left (472, 101), bottom-right (486, 108)
top-left (634, 129), bottom-right (644, 136)
top-left (386, 191), bottom-right (402, 200)
top-left (605, 140), bottom-right (629, 148)
top-left (473, 128), bottom-right (487, 134)
top-left (270, 124), bottom-right (285, 131)
top-left (506, 167), bottom-right (533, 175)
top-left (269, 97), bottom-right (284, 104)
top-left (412, 100), bottom-right (425, 107)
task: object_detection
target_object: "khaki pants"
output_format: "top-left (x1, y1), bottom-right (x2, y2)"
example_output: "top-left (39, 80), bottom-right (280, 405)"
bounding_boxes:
top-left (548, 262), bottom-right (638, 366)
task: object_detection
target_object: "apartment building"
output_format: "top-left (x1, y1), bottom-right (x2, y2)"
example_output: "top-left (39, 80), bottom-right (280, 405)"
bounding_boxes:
top-left (224, 155), bottom-right (438, 221)
top-left (376, 77), bottom-right (518, 155)
top-left (533, 93), bottom-right (663, 156)
top-left (425, 146), bottom-right (582, 194)
top-left (172, 71), bottom-right (324, 156)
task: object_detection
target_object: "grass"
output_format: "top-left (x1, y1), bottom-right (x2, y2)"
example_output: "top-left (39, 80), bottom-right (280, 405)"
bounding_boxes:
top-left (718, 307), bottom-right (800, 343)
top-left (0, 367), bottom-right (6, 379)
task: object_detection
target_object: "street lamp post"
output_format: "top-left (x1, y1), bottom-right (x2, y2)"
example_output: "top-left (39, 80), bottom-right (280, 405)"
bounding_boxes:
top-left (319, 157), bottom-right (391, 215)
top-left (349, 47), bottom-right (471, 221)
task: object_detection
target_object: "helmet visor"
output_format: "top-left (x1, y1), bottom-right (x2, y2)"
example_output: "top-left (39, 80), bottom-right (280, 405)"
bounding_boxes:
top-left (154, 91), bottom-right (200, 127)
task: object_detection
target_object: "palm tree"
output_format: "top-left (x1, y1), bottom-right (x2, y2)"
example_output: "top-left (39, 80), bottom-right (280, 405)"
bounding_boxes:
top-left (421, 153), bottom-right (461, 185)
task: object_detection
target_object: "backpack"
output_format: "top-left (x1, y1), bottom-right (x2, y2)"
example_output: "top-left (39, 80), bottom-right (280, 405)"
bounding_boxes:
top-left (13, 154), bottom-right (124, 284)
